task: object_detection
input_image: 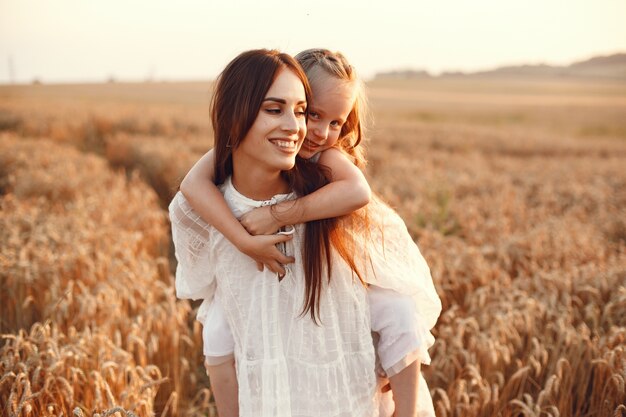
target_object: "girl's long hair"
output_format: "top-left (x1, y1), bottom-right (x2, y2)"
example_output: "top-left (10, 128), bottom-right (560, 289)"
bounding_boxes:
top-left (294, 49), bottom-right (375, 317)
top-left (211, 49), bottom-right (361, 323)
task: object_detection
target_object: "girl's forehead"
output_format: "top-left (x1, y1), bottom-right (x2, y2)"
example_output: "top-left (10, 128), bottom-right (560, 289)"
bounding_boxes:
top-left (310, 76), bottom-right (356, 105)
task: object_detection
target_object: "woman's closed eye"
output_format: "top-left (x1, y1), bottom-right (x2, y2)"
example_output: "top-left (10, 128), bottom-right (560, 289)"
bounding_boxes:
top-left (266, 107), bottom-right (306, 117)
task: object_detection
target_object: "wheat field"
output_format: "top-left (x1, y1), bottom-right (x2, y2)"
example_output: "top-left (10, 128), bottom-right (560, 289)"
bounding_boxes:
top-left (1, 75), bottom-right (625, 416)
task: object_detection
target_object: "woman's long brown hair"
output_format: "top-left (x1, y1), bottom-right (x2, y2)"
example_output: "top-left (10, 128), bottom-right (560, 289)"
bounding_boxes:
top-left (211, 49), bottom-right (362, 323)
top-left (287, 159), bottom-right (366, 323)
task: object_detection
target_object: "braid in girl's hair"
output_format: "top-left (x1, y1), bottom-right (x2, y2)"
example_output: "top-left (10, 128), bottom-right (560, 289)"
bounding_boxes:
top-left (295, 49), bottom-right (369, 170)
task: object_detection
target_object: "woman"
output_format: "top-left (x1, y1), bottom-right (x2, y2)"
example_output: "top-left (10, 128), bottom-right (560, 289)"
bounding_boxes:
top-left (170, 49), bottom-right (377, 417)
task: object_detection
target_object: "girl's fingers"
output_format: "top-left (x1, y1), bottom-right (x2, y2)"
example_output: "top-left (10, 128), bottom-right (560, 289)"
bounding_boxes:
top-left (256, 261), bottom-right (264, 272)
top-left (270, 246), bottom-right (294, 265)
top-left (268, 262), bottom-right (286, 276)
top-left (273, 233), bottom-right (293, 243)
top-left (271, 233), bottom-right (294, 264)
top-left (279, 255), bottom-right (295, 264)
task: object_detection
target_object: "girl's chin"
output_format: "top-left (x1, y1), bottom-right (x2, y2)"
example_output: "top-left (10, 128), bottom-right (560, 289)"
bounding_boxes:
top-left (297, 149), bottom-right (316, 160)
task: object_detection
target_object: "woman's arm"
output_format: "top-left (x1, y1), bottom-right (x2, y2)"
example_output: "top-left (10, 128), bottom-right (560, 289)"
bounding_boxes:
top-left (240, 147), bottom-right (371, 235)
top-left (180, 150), bottom-right (293, 274)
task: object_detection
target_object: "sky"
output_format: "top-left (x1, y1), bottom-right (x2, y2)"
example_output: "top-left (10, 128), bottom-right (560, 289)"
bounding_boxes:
top-left (1, 0), bottom-right (625, 84)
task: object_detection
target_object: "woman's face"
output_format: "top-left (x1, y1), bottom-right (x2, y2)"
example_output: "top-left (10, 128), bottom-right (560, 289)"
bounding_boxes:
top-left (298, 75), bottom-right (356, 160)
top-left (234, 68), bottom-right (307, 173)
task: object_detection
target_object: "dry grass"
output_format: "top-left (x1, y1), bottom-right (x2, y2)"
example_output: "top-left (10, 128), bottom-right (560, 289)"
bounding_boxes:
top-left (1, 76), bottom-right (625, 416)
top-left (0, 136), bottom-right (210, 416)
top-left (104, 134), bottom-right (205, 204)
top-left (364, 77), bottom-right (626, 417)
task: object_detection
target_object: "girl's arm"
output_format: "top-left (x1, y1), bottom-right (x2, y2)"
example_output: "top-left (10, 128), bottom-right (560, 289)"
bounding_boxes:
top-left (205, 358), bottom-right (239, 417)
top-left (240, 147), bottom-right (371, 235)
top-left (180, 150), bottom-right (293, 274)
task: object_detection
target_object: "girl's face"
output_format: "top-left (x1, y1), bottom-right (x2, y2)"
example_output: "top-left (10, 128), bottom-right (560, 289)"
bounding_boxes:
top-left (298, 75), bottom-right (356, 160)
top-left (234, 68), bottom-right (307, 173)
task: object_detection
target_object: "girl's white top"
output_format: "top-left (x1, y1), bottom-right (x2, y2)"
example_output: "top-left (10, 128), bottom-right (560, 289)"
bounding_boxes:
top-left (170, 177), bottom-right (378, 417)
top-left (351, 194), bottom-right (442, 371)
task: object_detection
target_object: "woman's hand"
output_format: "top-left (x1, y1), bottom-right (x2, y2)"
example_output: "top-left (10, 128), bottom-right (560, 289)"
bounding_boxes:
top-left (240, 206), bottom-right (282, 236)
top-left (238, 233), bottom-right (294, 275)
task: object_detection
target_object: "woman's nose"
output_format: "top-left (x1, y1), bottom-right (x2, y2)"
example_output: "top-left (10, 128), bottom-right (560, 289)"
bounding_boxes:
top-left (281, 112), bottom-right (299, 133)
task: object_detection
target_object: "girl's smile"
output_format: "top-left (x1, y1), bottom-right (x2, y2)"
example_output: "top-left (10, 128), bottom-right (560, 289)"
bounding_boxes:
top-left (299, 73), bottom-right (357, 159)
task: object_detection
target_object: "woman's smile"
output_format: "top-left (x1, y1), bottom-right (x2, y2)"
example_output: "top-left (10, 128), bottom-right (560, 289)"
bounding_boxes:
top-left (269, 137), bottom-right (299, 152)
top-left (234, 68), bottom-right (307, 173)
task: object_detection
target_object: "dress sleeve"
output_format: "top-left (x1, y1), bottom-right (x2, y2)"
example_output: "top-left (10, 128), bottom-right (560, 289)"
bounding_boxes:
top-left (168, 191), bottom-right (217, 305)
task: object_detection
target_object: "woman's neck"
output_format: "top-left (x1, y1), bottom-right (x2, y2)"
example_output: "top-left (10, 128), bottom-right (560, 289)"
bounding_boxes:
top-left (231, 165), bottom-right (290, 201)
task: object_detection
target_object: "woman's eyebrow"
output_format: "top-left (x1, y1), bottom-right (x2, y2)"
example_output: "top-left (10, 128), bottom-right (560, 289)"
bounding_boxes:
top-left (263, 97), bottom-right (307, 105)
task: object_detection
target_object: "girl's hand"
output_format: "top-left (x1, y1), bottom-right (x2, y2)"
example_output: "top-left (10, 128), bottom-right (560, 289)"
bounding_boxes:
top-left (238, 233), bottom-right (294, 275)
top-left (240, 206), bottom-right (282, 236)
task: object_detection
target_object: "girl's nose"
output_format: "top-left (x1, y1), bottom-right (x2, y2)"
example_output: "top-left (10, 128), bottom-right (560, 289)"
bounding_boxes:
top-left (313, 124), bottom-right (329, 142)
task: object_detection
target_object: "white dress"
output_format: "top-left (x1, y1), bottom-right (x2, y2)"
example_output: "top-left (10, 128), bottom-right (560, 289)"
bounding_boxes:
top-left (170, 178), bottom-right (378, 417)
top-left (197, 197), bottom-right (441, 372)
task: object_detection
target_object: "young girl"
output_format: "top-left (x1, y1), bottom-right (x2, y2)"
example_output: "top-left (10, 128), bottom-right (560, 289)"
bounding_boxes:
top-left (171, 49), bottom-right (379, 417)
top-left (180, 49), bottom-right (441, 417)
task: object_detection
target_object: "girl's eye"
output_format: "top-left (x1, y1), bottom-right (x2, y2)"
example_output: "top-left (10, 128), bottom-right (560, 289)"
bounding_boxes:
top-left (308, 112), bottom-right (320, 120)
top-left (330, 120), bottom-right (342, 128)
top-left (295, 110), bottom-right (306, 117)
top-left (266, 108), bottom-right (281, 114)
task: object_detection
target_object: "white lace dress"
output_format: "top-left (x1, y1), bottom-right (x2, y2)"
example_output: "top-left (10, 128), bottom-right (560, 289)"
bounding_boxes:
top-left (170, 177), bottom-right (378, 417)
